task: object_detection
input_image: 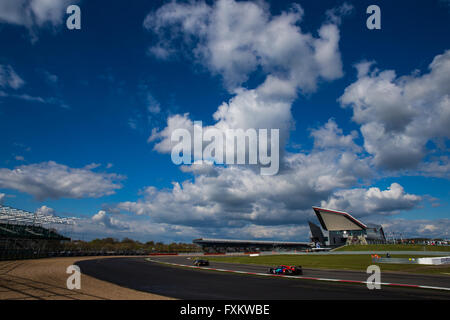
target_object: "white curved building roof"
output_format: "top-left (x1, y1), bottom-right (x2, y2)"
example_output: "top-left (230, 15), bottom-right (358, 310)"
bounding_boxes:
top-left (312, 207), bottom-right (367, 231)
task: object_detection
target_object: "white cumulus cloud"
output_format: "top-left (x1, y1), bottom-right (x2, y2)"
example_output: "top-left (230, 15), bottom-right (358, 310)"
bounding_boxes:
top-left (146, 0), bottom-right (350, 168)
top-left (340, 50), bottom-right (450, 171)
top-left (321, 183), bottom-right (422, 217)
top-left (0, 161), bottom-right (124, 201)
top-left (145, 0), bottom-right (347, 91)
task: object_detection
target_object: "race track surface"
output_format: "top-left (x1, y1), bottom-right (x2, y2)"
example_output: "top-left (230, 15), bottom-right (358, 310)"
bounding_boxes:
top-left (154, 256), bottom-right (450, 289)
top-left (76, 257), bottom-right (450, 300)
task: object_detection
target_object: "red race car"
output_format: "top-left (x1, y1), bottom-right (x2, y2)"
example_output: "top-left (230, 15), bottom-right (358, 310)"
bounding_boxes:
top-left (268, 265), bottom-right (303, 275)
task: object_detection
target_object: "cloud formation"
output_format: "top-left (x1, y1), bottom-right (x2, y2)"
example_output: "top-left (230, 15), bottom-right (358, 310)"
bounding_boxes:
top-left (145, 0), bottom-right (347, 91)
top-left (36, 205), bottom-right (55, 215)
top-left (70, 208), bottom-right (448, 242)
top-left (0, 65), bottom-right (69, 109)
top-left (147, 0), bottom-right (350, 169)
top-left (0, 0), bottom-right (75, 27)
top-left (381, 218), bottom-right (450, 239)
top-left (0, 65), bottom-right (25, 89)
top-left (70, 212), bottom-right (202, 242)
top-left (91, 210), bottom-right (129, 230)
top-left (0, 161), bottom-right (124, 201)
top-left (340, 51), bottom-right (450, 171)
top-left (0, 0), bottom-right (80, 41)
top-left (118, 126), bottom-right (377, 230)
top-left (321, 183), bottom-right (422, 217)
top-left (310, 119), bottom-right (361, 152)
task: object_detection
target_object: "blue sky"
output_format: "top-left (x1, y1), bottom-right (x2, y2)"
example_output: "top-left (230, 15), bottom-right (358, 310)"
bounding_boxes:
top-left (0, 0), bottom-right (449, 242)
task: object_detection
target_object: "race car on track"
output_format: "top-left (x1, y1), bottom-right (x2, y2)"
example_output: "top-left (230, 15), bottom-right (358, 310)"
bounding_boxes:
top-left (268, 265), bottom-right (302, 275)
top-left (193, 259), bottom-right (209, 266)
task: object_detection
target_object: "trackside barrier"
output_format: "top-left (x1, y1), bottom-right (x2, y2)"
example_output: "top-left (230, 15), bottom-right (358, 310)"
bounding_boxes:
top-left (145, 258), bottom-right (450, 292)
top-left (417, 256), bottom-right (450, 265)
top-left (372, 256), bottom-right (450, 265)
top-left (148, 252), bottom-right (258, 257)
top-left (147, 252), bottom-right (265, 257)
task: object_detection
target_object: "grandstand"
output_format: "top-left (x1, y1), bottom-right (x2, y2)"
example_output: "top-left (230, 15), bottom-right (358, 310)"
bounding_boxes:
top-left (193, 238), bottom-right (311, 253)
top-left (309, 207), bottom-right (386, 247)
top-left (0, 205), bottom-right (76, 260)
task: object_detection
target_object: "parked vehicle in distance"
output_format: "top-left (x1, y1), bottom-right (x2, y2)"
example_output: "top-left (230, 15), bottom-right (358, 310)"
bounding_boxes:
top-left (268, 265), bottom-right (302, 275)
top-left (193, 259), bottom-right (209, 266)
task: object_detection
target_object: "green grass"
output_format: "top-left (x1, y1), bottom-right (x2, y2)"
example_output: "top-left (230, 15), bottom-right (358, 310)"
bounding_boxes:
top-left (205, 254), bottom-right (450, 275)
top-left (333, 244), bottom-right (450, 252)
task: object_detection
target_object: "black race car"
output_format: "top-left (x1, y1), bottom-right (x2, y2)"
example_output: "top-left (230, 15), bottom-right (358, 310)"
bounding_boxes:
top-left (193, 259), bottom-right (209, 266)
top-left (268, 265), bottom-right (303, 275)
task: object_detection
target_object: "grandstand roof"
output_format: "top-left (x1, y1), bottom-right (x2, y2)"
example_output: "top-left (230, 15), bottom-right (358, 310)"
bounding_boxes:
top-left (0, 205), bottom-right (77, 225)
top-left (312, 206), bottom-right (367, 231)
top-left (193, 238), bottom-right (311, 246)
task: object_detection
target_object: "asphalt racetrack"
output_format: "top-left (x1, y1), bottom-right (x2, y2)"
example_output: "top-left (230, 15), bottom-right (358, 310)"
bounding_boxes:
top-left (76, 257), bottom-right (450, 299)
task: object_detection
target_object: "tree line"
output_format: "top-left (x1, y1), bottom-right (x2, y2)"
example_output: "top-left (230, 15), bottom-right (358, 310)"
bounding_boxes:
top-left (60, 237), bottom-right (200, 253)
